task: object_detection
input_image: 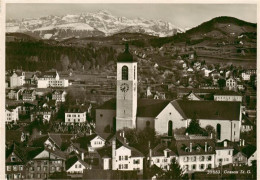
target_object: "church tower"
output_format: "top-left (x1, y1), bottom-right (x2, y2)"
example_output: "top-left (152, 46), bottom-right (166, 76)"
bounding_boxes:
top-left (116, 44), bottom-right (137, 130)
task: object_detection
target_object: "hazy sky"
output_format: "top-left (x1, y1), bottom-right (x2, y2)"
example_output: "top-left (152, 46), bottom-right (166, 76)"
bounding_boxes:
top-left (6, 4), bottom-right (257, 28)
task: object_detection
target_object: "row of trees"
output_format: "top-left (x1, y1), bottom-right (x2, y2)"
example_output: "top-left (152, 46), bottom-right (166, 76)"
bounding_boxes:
top-left (6, 41), bottom-right (117, 71)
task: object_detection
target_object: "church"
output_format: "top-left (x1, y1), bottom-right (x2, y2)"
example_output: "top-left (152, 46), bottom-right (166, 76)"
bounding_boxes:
top-left (95, 45), bottom-right (242, 142)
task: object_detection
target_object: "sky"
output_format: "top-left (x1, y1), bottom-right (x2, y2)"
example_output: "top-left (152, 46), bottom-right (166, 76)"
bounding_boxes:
top-left (6, 4), bottom-right (257, 29)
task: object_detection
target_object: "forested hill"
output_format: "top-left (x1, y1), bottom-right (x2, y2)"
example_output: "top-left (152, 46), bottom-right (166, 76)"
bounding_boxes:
top-left (6, 41), bottom-right (117, 71)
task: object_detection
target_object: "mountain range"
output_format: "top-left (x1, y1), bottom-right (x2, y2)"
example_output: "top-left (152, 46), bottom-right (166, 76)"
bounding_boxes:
top-left (6, 10), bottom-right (184, 40)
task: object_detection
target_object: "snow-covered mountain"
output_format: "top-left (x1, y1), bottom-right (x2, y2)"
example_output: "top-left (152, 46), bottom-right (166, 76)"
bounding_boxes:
top-left (6, 10), bottom-right (184, 39)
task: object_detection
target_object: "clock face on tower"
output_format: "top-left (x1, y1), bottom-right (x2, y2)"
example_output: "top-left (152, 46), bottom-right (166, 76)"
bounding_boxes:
top-left (120, 83), bottom-right (129, 92)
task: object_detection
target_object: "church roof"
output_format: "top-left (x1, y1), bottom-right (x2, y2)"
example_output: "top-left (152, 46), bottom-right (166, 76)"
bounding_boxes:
top-left (97, 98), bottom-right (170, 118)
top-left (172, 100), bottom-right (241, 120)
top-left (137, 99), bottom-right (171, 117)
top-left (117, 44), bottom-right (136, 63)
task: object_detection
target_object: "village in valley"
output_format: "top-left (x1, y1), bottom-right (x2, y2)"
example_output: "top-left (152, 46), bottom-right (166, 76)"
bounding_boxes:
top-left (5, 5), bottom-right (257, 180)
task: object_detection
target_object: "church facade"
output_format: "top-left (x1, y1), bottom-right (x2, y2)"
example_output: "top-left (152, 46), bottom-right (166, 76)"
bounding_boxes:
top-left (95, 45), bottom-right (241, 142)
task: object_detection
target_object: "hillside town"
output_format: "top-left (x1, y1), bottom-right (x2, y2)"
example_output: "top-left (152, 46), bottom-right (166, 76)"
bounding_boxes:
top-left (5, 42), bottom-right (257, 179)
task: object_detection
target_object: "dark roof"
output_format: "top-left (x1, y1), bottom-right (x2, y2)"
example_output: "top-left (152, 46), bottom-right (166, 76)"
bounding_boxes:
top-left (23, 89), bottom-right (35, 94)
top-left (215, 140), bottom-right (234, 150)
top-left (41, 71), bottom-right (57, 78)
top-left (242, 114), bottom-right (254, 126)
top-left (97, 98), bottom-right (170, 118)
top-left (241, 144), bottom-right (256, 158)
top-left (12, 71), bottom-right (24, 76)
top-left (97, 146), bottom-right (112, 158)
top-left (175, 139), bottom-right (215, 156)
top-left (151, 143), bottom-right (177, 157)
top-left (65, 156), bottom-right (78, 170)
top-left (6, 130), bottom-right (23, 144)
top-left (137, 99), bottom-right (171, 117)
top-left (214, 91), bottom-right (242, 96)
top-left (96, 98), bottom-right (116, 110)
top-left (173, 100), bottom-right (241, 120)
top-left (117, 44), bottom-right (136, 63)
top-left (72, 134), bottom-right (99, 150)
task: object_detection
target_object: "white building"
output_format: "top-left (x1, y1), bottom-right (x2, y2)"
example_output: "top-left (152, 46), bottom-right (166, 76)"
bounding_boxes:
top-left (66, 156), bottom-right (90, 174)
top-left (52, 90), bottom-right (67, 102)
top-left (65, 109), bottom-right (86, 124)
top-left (175, 135), bottom-right (216, 173)
top-left (226, 77), bottom-right (237, 91)
top-left (148, 143), bottom-right (177, 171)
top-left (111, 136), bottom-right (144, 174)
top-left (215, 140), bottom-right (234, 167)
top-left (154, 100), bottom-right (242, 142)
top-left (37, 71), bottom-right (69, 88)
top-left (5, 106), bottom-right (19, 123)
top-left (214, 92), bottom-right (242, 102)
top-left (241, 73), bottom-right (250, 81)
top-left (98, 134), bottom-right (144, 174)
top-left (10, 71), bottom-right (25, 88)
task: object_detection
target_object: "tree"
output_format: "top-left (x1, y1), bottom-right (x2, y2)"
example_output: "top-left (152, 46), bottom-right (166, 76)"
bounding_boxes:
top-left (61, 54), bottom-right (70, 71)
top-left (186, 115), bottom-right (207, 135)
top-left (217, 78), bottom-right (226, 90)
top-left (158, 158), bottom-right (186, 180)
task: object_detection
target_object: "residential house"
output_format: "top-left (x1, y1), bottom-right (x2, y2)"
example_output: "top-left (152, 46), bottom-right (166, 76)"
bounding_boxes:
top-left (174, 135), bottom-right (216, 173)
top-left (26, 147), bottom-right (66, 179)
top-left (66, 155), bottom-right (90, 175)
top-left (148, 141), bottom-right (177, 171)
top-left (22, 89), bottom-right (36, 101)
top-left (7, 89), bottom-right (22, 100)
top-left (226, 77), bottom-right (237, 91)
top-left (215, 140), bottom-right (234, 167)
top-left (232, 140), bottom-right (256, 166)
top-left (241, 73), bottom-right (250, 81)
top-left (241, 115), bottom-right (254, 132)
top-left (6, 106), bottom-right (19, 123)
top-left (97, 134), bottom-right (144, 174)
top-left (6, 144), bottom-right (42, 180)
top-left (213, 91), bottom-right (242, 102)
top-left (10, 71), bottom-right (25, 88)
top-left (37, 71), bottom-right (69, 88)
top-left (52, 90), bottom-right (67, 102)
top-left (65, 108), bottom-right (87, 124)
top-left (6, 144), bottom-right (27, 180)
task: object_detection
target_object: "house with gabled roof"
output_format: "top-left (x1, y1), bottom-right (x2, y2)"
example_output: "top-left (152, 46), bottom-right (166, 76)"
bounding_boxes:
top-left (22, 89), bottom-right (36, 101)
top-left (66, 155), bottom-right (90, 175)
top-left (6, 143), bottom-right (43, 180)
top-left (10, 71), bottom-right (25, 88)
top-left (5, 106), bottom-right (19, 123)
top-left (173, 134), bottom-right (216, 173)
top-left (96, 133), bottom-right (144, 174)
top-left (52, 90), bottom-right (67, 102)
top-left (7, 89), bottom-right (22, 100)
top-left (26, 147), bottom-right (66, 179)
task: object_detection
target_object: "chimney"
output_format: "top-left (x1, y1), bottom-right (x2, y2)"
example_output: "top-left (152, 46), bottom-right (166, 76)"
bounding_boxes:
top-left (148, 141), bottom-right (152, 167)
top-left (112, 138), bottom-right (116, 170)
top-left (239, 139), bottom-right (242, 146)
top-left (81, 152), bottom-right (84, 161)
top-left (242, 139), bottom-right (245, 146)
top-left (190, 142), bottom-right (192, 152)
top-left (205, 142), bottom-right (207, 152)
top-left (224, 141), bottom-right (227, 147)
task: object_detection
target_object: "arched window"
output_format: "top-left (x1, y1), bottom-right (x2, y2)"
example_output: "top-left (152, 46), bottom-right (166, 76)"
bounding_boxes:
top-left (168, 120), bottom-right (173, 136)
top-left (122, 66), bottom-right (128, 80)
top-left (217, 124), bottom-right (221, 140)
